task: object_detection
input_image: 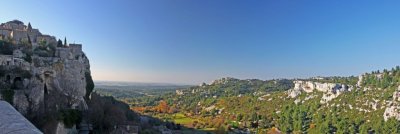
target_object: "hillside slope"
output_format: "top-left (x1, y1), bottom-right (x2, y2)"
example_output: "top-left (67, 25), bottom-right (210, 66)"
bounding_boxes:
top-left (131, 67), bottom-right (400, 133)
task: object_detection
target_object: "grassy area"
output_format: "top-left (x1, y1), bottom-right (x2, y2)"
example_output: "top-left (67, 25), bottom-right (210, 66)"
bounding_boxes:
top-left (173, 113), bottom-right (194, 124)
top-left (201, 128), bottom-right (217, 131)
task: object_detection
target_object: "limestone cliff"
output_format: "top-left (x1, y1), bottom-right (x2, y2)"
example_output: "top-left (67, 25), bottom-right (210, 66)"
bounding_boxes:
top-left (0, 20), bottom-right (94, 133)
top-left (287, 80), bottom-right (354, 103)
top-left (384, 86), bottom-right (400, 121)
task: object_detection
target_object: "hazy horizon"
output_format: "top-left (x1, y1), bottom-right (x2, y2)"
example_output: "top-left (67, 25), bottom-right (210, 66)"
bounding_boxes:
top-left (2, 1), bottom-right (400, 84)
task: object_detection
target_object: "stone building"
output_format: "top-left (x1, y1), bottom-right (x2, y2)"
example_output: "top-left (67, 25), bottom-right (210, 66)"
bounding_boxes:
top-left (0, 20), bottom-right (57, 45)
top-left (0, 27), bottom-right (12, 40)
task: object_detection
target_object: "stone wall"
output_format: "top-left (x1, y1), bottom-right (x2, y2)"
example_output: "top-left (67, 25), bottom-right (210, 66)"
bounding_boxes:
top-left (0, 29), bottom-right (12, 39)
top-left (12, 29), bottom-right (29, 43)
top-left (0, 101), bottom-right (42, 134)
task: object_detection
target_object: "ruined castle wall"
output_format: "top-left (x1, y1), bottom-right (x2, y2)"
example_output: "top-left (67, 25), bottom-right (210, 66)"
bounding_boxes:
top-left (12, 30), bottom-right (28, 43)
top-left (28, 29), bottom-right (41, 43)
top-left (0, 29), bottom-right (12, 39)
top-left (36, 35), bottom-right (56, 45)
top-left (56, 48), bottom-right (71, 59)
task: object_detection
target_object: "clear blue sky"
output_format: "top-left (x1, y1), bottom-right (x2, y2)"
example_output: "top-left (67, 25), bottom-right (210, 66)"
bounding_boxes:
top-left (1, 0), bottom-right (400, 84)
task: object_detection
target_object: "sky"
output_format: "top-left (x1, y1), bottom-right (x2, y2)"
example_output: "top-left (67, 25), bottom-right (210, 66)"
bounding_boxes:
top-left (1, 1), bottom-right (400, 84)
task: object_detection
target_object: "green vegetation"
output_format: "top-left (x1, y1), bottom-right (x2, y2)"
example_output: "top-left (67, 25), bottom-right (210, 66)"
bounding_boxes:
top-left (59, 109), bottom-right (82, 128)
top-left (93, 67), bottom-right (400, 133)
top-left (361, 66), bottom-right (400, 89)
top-left (95, 83), bottom-right (190, 106)
top-left (85, 72), bottom-right (94, 99)
top-left (87, 93), bottom-right (140, 133)
top-left (1, 89), bottom-right (14, 105)
top-left (114, 68), bottom-right (400, 133)
top-left (308, 76), bottom-right (359, 85)
top-left (33, 43), bottom-right (56, 57)
top-left (0, 40), bottom-right (14, 55)
top-left (171, 113), bottom-right (192, 124)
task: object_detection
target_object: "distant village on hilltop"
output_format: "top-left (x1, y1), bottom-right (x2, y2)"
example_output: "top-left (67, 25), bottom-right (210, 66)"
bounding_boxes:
top-left (0, 20), bottom-right (84, 66)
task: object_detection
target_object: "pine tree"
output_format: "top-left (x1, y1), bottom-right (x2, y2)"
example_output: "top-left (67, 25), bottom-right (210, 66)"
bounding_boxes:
top-left (64, 37), bottom-right (67, 47)
top-left (27, 34), bottom-right (32, 45)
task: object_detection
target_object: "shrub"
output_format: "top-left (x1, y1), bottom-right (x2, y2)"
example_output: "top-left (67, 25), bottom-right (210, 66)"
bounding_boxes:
top-left (59, 109), bottom-right (82, 128)
top-left (23, 54), bottom-right (32, 63)
top-left (1, 89), bottom-right (14, 105)
top-left (0, 40), bottom-right (14, 55)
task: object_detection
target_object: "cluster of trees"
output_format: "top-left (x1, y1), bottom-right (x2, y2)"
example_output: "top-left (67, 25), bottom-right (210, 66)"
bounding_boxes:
top-left (362, 66), bottom-right (400, 89)
top-left (109, 70), bottom-right (400, 133)
top-left (154, 100), bottom-right (170, 113)
top-left (277, 102), bottom-right (400, 133)
top-left (87, 93), bottom-right (139, 133)
top-left (56, 37), bottom-right (69, 48)
top-left (0, 40), bottom-right (14, 55)
top-left (159, 79), bottom-right (294, 115)
top-left (310, 76), bottom-right (359, 85)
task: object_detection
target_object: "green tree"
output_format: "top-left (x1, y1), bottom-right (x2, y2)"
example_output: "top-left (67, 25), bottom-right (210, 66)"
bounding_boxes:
top-left (64, 37), bottom-right (68, 47)
top-left (57, 39), bottom-right (63, 47)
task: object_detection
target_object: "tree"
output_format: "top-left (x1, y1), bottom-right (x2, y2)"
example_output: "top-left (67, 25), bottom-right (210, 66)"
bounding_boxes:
top-left (27, 34), bottom-right (32, 45)
top-left (57, 39), bottom-right (63, 47)
top-left (64, 37), bottom-right (68, 47)
top-left (156, 100), bottom-right (169, 113)
top-left (0, 41), bottom-right (13, 55)
top-left (383, 118), bottom-right (400, 133)
top-left (359, 123), bottom-right (370, 134)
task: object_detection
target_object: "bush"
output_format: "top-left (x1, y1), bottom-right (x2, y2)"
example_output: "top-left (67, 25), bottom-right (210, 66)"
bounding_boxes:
top-left (0, 40), bottom-right (14, 55)
top-left (23, 54), bottom-right (32, 63)
top-left (1, 89), bottom-right (14, 105)
top-left (59, 109), bottom-right (82, 128)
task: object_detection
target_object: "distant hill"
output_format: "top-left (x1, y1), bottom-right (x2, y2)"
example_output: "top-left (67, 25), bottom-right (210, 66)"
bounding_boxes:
top-left (127, 66), bottom-right (400, 133)
top-left (95, 81), bottom-right (192, 90)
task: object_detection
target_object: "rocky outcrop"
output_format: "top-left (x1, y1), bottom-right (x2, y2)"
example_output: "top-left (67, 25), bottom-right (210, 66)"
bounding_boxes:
top-left (0, 20), bottom-right (94, 133)
top-left (55, 122), bottom-right (78, 134)
top-left (287, 80), bottom-right (353, 103)
top-left (211, 77), bottom-right (239, 85)
top-left (2, 50), bottom-right (91, 116)
top-left (384, 86), bottom-right (400, 121)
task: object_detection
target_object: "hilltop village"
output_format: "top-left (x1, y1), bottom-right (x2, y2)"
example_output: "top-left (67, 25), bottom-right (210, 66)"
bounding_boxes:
top-left (0, 20), bottom-right (84, 61)
top-left (0, 20), bottom-right (92, 134)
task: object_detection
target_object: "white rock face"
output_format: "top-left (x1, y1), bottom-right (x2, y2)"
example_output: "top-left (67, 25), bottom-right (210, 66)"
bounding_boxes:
top-left (384, 86), bottom-right (400, 121)
top-left (293, 81), bottom-right (315, 93)
top-left (357, 74), bottom-right (364, 87)
top-left (55, 122), bottom-right (78, 134)
top-left (321, 92), bottom-right (341, 104)
top-left (0, 46), bottom-right (91, 117)
top-left (288, 88), bottom-right (302, 98)
top-left (288, 80), bottom-right (352, 103)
